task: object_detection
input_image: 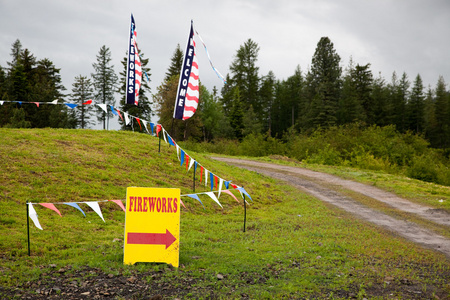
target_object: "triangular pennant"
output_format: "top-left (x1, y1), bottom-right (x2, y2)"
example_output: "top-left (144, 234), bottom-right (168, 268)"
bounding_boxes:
top-left (150, 123), bottom-right (154, 135)
top-left (224, 181), bottom-right (230, 189)
top-left (97, 103), bottom-right (108, 113)
top-left (210, 172), bottom-right (214, 191)
top-left (194, 161), bottom-right (198, 173)
top-left (237, 187), bottom-right (253, 202)
top-left (186, 155), bottom-right (190, 171)
top-left (162, 129), bottom-right (168, 144)
top-left (84, 202), bottom-right (105, 222)
top-left (33, 102), bottom-right (40, 108)
top-left (136, 117), bottom-right (142, 130)
top-left (223, 190), bottom-right (240, 203)
top-left (39, 203), bottom-right (62, 217)
top-left (108, 200), bottom-right (126, 212)
top-left (64, 202), bottom-right (86, 216)
top-left (231, 183), bottom-right (238, 189)
top-left (83, 99), bottom-right (93, 105)
top-left (186, 194), bottom-right (205, 208)
top-left (0, 101), bottom-right (4, 105)
top-left (180, 199), bottom-right (186, 209)
top-left (51, 100), bottom-right (58, 105)
top-left (124, 112), bottom-right (131, 125)
top-left (142, 120), bottom-right (150, 133)
top-left (28, 203), bottom-right (43, 230)
top-left (156, 124), bottom-right (162, 137)
top-left (117, 110), bottom-right (124, 121)
top-left (215, 176), bottom-right (219, 189)
top-left (188, 158), bottom-right (195, 172)
top-left (110, 105), bottom-right (118, 115)
top-left (176, 144), bottom-right (180, 161)
top-left (204, 169), bottom-right (208, 187)
top-left (168, 135), bottom-right (176, 146)
top-left (205, 192), bottom-right (223, 208)
top-left (65, 103), bottom-right (78, 109)
top-left (180, 149), bottom-right (185, 166)
top-left (218, 178), bottom-right (224, 198)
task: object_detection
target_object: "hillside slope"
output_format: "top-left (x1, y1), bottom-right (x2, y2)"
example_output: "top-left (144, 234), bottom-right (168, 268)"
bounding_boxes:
top-left (1, 128), bottom-right (450, 299)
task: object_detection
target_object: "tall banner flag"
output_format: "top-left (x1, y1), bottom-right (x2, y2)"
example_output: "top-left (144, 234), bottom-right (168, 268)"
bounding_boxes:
top-left (173, 20), bottom-right (199, 120)
top-left (126, 14), bottom-right (142, 105)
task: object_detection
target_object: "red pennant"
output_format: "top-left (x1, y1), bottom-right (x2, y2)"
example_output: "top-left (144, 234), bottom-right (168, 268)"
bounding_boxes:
top-left (156, 124), bottom-right (162, 137)
top-left (180, 199), bottom-right (186, 209)
top-left (39, 203), bottom-right (62, 217)
top-left (82, 99), bottom-right (92, 105)
top-left (231, 183), bottom-right (238, 189)
top-left (215, 176), bottom-right (218, 189)
top-left (136, 118), bottom-right (142, 130)
top-left (117, 110), bottom-right (124, 121)
top-left (186, 155), bottom-right (190, 171)
top-left (108, 200), bottom-right (126, 212)
top-left (33, 102), bottom-right (39, 108)
top-left (200, 166), bottom-right (204, 182)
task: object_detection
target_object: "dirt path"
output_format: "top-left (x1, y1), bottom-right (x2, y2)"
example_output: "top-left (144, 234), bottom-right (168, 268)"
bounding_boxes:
top-left (212, 157), bottom-right (450, 258)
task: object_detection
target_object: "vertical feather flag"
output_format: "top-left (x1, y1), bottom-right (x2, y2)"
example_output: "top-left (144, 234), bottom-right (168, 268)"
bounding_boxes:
top-left (126, 14), bottom-right (142, 105)
top-left (173, 20), bottom-right (199, 120)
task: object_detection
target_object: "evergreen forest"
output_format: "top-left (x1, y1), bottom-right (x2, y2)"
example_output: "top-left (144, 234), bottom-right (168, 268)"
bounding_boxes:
top-left (1, 37), bottom-right (449, 185)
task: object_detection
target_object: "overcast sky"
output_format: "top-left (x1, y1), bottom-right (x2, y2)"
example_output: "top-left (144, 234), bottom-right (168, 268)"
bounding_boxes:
top-left (1, 0), bottom-right (449, 107)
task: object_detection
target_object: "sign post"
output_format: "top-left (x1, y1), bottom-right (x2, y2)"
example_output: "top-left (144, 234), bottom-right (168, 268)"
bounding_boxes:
top-left (124, 187), bottom-right (180, 267)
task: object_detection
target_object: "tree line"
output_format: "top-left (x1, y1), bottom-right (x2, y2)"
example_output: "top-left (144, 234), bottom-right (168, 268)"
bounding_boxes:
top-left (157, 37), bottom-right (450, 150)
top-left (1, 37), bottom-right (449, 151)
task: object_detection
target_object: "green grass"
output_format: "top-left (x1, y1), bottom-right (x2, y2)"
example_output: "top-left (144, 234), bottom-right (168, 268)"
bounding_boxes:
top-left (1, 128), bottom-right (450, 299)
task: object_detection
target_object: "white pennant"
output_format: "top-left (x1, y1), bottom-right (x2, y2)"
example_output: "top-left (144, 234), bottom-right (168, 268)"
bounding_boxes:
top-left (51, 99), bottom-right (58, 105)
top-left (142, 120), bottom-right (150, 133)
top-left (204, 169), bottom-right (209, 187)
top-left (205, 192), bottom-right (223, 208)
top-left (97, 103), bottom-right (108, 113)
top-left (162, 128), bottom-right (168, 144)
top-left (84, 202), bottom-right (105, 222)
top-left (28, 203), bottom-right (43, 230)
top-left (188, 158), bottom-right (195, 172)
top-left (124, 113), bottom-right (131, 125)
top-left (218, 178), bottom-right (224, 198)
top-left (176, 144), bottom-right (180, 161)
top-left (0, 101), bottom-right (4, 105)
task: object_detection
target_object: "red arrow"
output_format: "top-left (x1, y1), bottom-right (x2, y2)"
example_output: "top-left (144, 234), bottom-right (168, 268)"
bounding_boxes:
top-left (127, 230), bottom-right (176, 249)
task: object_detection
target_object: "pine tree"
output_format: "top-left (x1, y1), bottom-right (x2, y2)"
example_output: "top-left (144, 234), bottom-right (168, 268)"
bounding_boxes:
top-left (165, 44), bottom-right (183, 81)
top-left (223, 39), bottom-right (261, 137)
top-left (306, 37), bottom-right (342, 129)
top-left (92, 45), bottom-right (118, 130)
top-left (434, 76), bottom-right (449, 148)
top-left (70, 75), bottom-right (95, 129)
top-left (337, 58), bottom-right (364, 124)
top-left (259, 70), bottom-right (277, 134)
top-left (423, 87), bottom-right (438, 146)
top-left (407, 74), bottom-right (425, 133)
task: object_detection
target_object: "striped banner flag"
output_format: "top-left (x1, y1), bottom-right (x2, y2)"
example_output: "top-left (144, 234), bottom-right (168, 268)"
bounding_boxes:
top-left (173, 20), bottom-right (199, 120)
top-left (126, 14), bottom-right (142, 105)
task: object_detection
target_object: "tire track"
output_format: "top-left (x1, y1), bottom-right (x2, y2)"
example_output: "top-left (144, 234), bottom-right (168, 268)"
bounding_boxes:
top-left (212, 157), bottom-right (450, 258)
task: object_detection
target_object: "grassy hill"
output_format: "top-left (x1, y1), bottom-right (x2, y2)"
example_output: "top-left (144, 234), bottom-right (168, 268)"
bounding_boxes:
top-left (1, 128), bottom-right (449, 299)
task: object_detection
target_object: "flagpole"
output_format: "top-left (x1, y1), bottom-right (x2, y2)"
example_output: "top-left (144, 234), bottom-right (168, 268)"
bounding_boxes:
top-left (243, 192), bottom-right (247, 233)
top-left (193, 168), bottom-right (196, 193)
top-left (26, 201), bottom-right (31, 256)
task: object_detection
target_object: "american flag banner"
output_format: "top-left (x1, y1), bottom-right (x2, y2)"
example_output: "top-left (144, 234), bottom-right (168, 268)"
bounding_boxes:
top-left (126, 14), bottom-right (142, 105)
top-left (173, 20), bottom-right (199, 120)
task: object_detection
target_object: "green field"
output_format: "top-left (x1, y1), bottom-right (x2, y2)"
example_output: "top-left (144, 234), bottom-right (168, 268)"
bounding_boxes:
top-left (1, 128), bottom-right (449, 299)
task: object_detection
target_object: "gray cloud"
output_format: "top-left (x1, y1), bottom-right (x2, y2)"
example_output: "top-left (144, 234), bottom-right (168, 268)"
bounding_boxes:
top-left (1, 0), bottom-right (449, 102)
